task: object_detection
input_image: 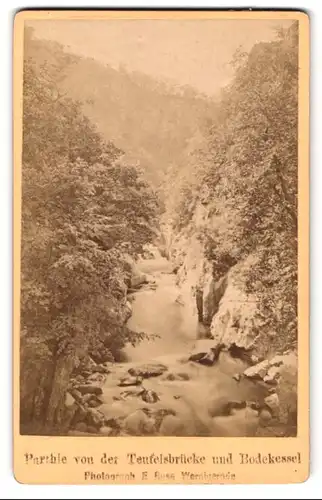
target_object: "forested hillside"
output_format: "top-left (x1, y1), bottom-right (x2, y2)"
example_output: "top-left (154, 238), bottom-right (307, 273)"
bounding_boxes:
top-left (20, 28), bottom-right (160, 433)
top-left (157, 23), bottom-right (299, 435)
top-left (24, 27), bottom-right (214, 189)
top-left (168, 22), bottom-right (298, 357)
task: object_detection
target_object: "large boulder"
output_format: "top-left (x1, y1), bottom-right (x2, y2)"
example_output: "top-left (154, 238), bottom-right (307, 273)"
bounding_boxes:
top-left (141, 389), bottom-right (160, 403)
top-left (188, 340), bottom-right (225, 366)
top-left (128, 363), bottom-right (168, 378)
top-left (119, 387), bottom-right (145, 399)
top-left (244, 360), bottom-right (270, 380)
top-left (243, 351), bottom-right (297, 383)
top-left (87, 372), bottom-right (107, 383)
top-left (118, 376), bottom-right (143, 387)
top-left (190, 350), bottom-right (216, 366)
top-left (74, 384), bottom-right (103, 396)
top-left (263, 366), bottom-right (280, 385)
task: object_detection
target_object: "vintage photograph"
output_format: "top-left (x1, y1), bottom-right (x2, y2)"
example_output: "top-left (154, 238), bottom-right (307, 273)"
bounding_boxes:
top-left (19, 15), bottom-right (299, 439)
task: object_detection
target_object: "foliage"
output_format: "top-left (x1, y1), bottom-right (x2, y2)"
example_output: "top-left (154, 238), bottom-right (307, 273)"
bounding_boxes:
top-left (171, 22), bottom-right (299, 351)
top-left (21, 33), bottom-right (159, 365)
top-left (24, 25), bottom-right (215, 193)
top-left (276, 368), bottom-right (297, 434)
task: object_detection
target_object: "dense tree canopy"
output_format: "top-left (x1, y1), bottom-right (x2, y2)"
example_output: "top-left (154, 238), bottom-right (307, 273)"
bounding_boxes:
top-left (20, 32), bottom-right (160, 431)
top-left (170, 23), bottom-right (298, 351)
top-left (22, 47), bottom-right (159, 353)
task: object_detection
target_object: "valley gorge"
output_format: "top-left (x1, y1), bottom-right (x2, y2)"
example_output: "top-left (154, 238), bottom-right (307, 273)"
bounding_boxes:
top-left (20, 21), bottom-right (299, 438)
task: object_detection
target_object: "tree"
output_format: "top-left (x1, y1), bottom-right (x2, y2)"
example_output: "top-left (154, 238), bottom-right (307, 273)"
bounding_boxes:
top-left (171, 22), bottom-right (298, 353)
top-left (20, 33), bottom-right (159, 433)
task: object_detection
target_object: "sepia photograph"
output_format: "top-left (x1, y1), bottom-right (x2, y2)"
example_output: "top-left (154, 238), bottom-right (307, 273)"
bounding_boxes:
top-left (17, 12), bottom-right (301, 442)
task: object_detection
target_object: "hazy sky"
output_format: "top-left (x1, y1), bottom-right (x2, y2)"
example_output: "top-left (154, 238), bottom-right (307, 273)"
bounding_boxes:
top-left (28, 19), bottom-right (293, 96)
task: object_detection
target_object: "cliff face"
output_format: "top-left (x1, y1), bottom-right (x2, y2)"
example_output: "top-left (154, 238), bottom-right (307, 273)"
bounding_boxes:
top-left (167, 201), bottom-right (281, 359)
top-left (209, 264), bottom-right (259, 351)
top-left (164, 26), bottom-right (299, 362)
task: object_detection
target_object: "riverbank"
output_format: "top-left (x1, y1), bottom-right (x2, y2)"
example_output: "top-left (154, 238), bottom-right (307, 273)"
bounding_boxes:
top-left (63, 248), bottom-right (296, 438)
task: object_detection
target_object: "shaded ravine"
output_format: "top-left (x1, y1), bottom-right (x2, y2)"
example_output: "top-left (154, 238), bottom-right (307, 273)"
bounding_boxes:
top-left (124, 254), bottom-right (197, 362)
top-left (94, 249), bottom-right (269, 437)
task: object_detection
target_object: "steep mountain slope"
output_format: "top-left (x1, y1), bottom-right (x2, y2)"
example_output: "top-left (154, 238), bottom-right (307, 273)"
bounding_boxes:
top-left (24, 27), bottom-right (216, 189)
top-left (165, 23), bottom-right (299, 350)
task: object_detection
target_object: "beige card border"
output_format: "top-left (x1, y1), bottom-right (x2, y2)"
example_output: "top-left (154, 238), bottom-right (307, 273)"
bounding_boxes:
top-left (13, 9), bottom-right (310, 485)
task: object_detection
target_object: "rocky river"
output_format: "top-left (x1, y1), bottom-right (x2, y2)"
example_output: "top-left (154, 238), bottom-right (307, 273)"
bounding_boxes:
top-left (66, 248), bottom-right (297, 437)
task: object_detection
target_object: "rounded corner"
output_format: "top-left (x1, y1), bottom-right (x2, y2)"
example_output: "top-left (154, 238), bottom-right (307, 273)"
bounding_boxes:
top-left (13, 9), bottom-right (29, 30)
top-left (13, 466), bottom-right (28, 486)
top-left (297, 464), bottom-right (311, 484)
top-left (296, 10), bottom-right (311, 25)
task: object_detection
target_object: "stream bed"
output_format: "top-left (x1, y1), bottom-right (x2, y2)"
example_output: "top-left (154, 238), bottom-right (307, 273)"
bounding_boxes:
top-left (95, 251), bottom-right (269, 437)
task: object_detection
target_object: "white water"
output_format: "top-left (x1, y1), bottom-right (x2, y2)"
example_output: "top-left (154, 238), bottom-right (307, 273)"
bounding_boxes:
top-left (125, 255), bottom-right (197, 361)
top-left (116, 250), bottom-right (267, 436)
top-left (70, 251), bottom-right (267, 436)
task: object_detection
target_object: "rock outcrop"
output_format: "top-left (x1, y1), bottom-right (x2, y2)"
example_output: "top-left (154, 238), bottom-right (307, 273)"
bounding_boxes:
top-left (209, 260), bottom-right (260, 352)
top-left (169, 207), bottom-right (263, 354)
top-left (243, 351), bottom-right (297, 384)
